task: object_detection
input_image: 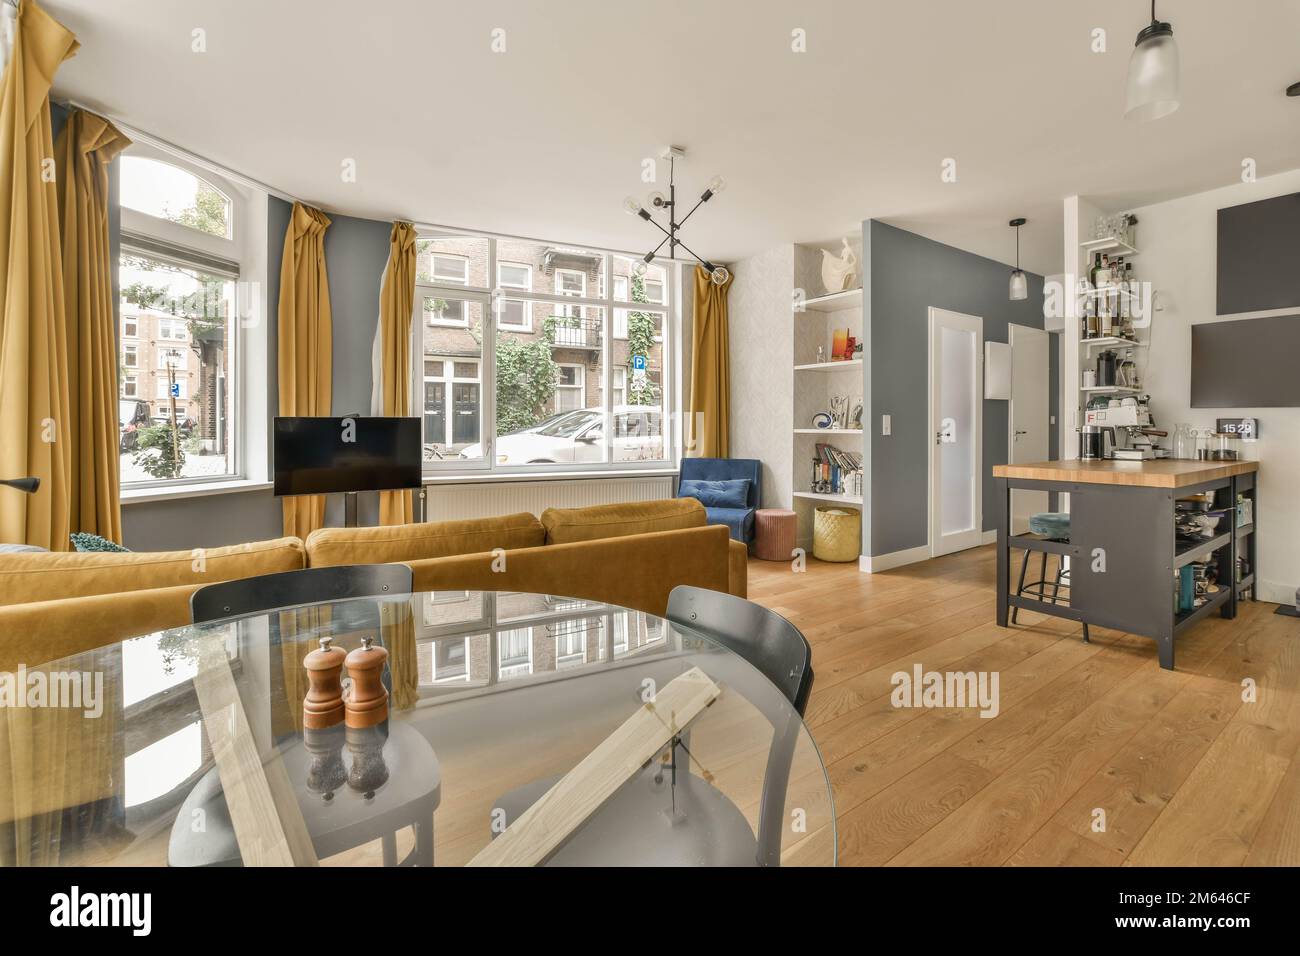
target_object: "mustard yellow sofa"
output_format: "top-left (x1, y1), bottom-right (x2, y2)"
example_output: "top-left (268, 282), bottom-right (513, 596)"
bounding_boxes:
top-left (0, 498), bottom-right (746, 669)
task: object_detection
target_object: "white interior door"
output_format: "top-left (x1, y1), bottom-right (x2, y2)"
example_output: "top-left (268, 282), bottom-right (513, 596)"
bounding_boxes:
top-left (929, 308), bottom-right (984, 557)
top-left (1008, 324), bottom-right (1050, 534)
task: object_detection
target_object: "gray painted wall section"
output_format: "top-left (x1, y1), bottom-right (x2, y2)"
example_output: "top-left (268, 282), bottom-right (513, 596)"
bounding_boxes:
top-left (862, 220), bottom-right (1057, 558)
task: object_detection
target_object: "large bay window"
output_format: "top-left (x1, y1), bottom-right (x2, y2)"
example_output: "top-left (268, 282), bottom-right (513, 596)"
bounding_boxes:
top-left (117, 141), bottom-right (265, 490)
top-left (413, 230), bottom-right (678, 474)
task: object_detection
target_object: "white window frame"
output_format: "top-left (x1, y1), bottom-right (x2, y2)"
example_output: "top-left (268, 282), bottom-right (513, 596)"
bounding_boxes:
top-left (158, 318), bottom-right (188, 341)
top-left (610, 366), bottom-right (627, 406)
top-left (411, 227), bottom-right (683, 479)
top-left (424, 254), bottom-right (470, 328)
top-left (122, 373), bottom-right (139, 398)
top-left (555, 363), bottom-right (586, 413)
top-left (554, 268), bottom-right (586, 319)
top-left (117, 135), bottom-right (268, 496)
top-left (496, 261), bottom-right (532, 331)
top-left (123, 343), bottom-right (138, 368)
top-left (123, 317), bottom-right (138, 339)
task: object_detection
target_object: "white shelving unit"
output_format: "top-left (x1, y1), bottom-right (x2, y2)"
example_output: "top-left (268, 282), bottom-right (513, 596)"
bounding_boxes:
top-left (1080, 235), bottom-right (1140, 258)
top-left (793, 490), bottom-right (864, 506)
top-left (1076, 232), bottom-right (1150, 455)
top-left (1081, 385), bottom-right (1141, 395)
top-left (798, 287), bottom-right (863, 313)
top-left (1080, 336), bottom-right (1144, 350)
top-left (795, 358), bottom-right (863, 372)
top-left (791, 243), bottom-right (865, 557)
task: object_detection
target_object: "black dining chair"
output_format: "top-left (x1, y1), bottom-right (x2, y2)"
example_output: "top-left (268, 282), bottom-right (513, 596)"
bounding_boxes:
top-left (487, 586), bottom-right (817, 866)
top-left (666, 585), bottom-right (813, 715)
top-left (173, 562), bottom-right (431, 867)
top-left (190, 564), bottom-right (413, 623)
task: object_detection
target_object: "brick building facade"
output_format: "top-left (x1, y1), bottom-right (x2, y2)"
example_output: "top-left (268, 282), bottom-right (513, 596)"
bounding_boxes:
top-left (416, 237), bottom-right (666, 453)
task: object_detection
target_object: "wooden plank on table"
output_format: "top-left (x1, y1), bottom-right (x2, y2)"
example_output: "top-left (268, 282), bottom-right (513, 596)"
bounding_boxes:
top-left (192, 631), bottom-right (318, 867)
top-left (467, 666), bottom-right (720, 867)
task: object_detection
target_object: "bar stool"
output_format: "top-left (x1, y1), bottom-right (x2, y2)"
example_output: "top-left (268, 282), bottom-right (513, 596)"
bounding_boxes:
top-left (1013, 512), bottom-right (1089, 643)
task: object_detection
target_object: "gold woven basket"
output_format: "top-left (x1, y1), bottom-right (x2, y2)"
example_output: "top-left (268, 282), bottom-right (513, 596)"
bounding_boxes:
top-left (813, 506), bottom-right (861, 562)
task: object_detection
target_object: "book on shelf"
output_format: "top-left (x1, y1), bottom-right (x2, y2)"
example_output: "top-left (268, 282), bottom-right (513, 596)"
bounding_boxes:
top-left (810, 443), bottom-right (863, 498)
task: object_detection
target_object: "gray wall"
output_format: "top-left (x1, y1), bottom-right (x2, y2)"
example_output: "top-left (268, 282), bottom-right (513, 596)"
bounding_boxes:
top-left (863, 220), bottom-right (1058, 557)
top-left (122, 199), bottom-right (393, 549)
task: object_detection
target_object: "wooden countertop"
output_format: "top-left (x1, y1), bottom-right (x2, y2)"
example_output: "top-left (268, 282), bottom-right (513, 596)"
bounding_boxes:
top-left (993, 458), bottom-right (1258, 489)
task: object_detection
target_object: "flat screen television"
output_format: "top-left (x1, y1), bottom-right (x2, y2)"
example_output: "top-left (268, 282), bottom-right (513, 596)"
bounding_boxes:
top-left (1191, 315), bottom-right (1300, 407)
top-left (274, 416), bottom-right (421, 496)
top-left (1216, 191), bottom-right (1300, 315)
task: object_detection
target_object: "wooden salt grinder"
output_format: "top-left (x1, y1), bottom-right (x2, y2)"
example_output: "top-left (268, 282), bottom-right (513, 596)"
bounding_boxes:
top-left (303, 635), bottom-right (346, 730)
top-left (344, 635), bottom-right (389, 728)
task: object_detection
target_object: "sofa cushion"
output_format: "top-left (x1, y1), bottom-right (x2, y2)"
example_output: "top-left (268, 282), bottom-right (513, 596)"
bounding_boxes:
top-left (0, 537), bottom-right (306, 607)
top-left (541, 498), bottom-right (705, 545)
top-left (705, 506), bottom-right (755, 543)
top-left (679, 478), bottom-right (750, 509)
top-left (71, 531), bottom-right (130, 552)
top-left (306, 512), bottom-right (545, 567)
top-left (406, 524), bottom-right (735, 617)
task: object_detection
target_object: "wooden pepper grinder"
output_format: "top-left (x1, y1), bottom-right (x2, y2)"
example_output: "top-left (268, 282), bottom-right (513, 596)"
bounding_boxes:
top-left (303, 635), bottom-right (346, 730)
top-left (344, 635), bottom-right (389, 728)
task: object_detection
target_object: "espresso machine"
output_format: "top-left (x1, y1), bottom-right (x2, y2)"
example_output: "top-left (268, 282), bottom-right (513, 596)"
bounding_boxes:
top-left (1084, 396), bottom-right (1165, 459)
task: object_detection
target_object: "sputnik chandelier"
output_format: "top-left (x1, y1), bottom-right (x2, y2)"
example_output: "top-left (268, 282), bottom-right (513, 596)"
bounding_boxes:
top-left (623, 146), bottom-right (729, 285)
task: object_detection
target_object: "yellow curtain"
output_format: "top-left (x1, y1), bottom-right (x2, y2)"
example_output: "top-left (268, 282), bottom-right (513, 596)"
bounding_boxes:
top-left (0, 0), bottom-right (78, 549)
top-left (277, 202), bottom-right (332, 538)
top-left (56, 108), bottom-right (130, 543)
top-left (687, 265), bottom-right (733, 458)
top-left (377, 221), bottom-right (417, 526)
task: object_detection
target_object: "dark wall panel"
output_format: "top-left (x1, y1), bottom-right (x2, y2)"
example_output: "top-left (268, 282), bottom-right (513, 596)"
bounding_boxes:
top-left (864, 220), bottom-right (1057, 557)
top-left (1216, 192), bottom-right (1300, 315)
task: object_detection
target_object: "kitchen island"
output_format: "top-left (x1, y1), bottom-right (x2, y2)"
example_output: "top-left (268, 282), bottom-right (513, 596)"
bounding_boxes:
top-left (993, 459), bottom-right (1259, 670)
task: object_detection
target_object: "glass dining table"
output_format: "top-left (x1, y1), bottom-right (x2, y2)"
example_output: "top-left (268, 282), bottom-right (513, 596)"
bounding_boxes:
top-left (4, 589), bottom-right (835, 867)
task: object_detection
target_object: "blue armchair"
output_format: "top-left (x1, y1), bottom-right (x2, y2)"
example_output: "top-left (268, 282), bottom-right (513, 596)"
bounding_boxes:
top-left (677, 458), bottom-right (762, 545)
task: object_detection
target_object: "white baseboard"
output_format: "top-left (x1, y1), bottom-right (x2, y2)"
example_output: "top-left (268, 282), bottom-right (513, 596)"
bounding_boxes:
top-left (858, 530), bottom-right (996, 573)
top-left (1257, 579), bottom-right (1297, 607)
top-left (859, 544), bottom-right (931, 573)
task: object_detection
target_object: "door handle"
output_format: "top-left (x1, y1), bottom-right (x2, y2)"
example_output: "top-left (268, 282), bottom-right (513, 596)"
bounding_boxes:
top-left (935, 431), bottom-right (943, 445)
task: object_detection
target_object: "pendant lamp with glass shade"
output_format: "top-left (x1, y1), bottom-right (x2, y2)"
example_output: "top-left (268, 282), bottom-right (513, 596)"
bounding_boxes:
top-left (1125, 0), bottom-right (1180, 121)
top-left (1008, 218), bottom-right (1028, 301)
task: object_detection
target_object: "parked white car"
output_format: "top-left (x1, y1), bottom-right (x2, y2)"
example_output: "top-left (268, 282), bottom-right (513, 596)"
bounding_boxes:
top-left (460, 406), bottom-right (663, 464)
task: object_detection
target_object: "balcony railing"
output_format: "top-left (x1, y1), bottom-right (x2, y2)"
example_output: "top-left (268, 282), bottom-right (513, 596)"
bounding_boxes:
top-left (548, 315), bottom-right (602, 351)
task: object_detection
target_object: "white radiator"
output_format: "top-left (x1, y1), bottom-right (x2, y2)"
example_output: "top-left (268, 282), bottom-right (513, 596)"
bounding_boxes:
top-left (425, 476), bottom-right (673, 522)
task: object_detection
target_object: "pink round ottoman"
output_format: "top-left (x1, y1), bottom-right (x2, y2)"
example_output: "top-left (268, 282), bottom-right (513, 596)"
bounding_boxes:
top-left (755, 508), bottom-right (798, 561)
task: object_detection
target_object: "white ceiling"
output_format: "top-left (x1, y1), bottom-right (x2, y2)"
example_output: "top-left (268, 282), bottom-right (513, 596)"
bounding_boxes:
top-left (46, 0), bottom-right (1300, 277)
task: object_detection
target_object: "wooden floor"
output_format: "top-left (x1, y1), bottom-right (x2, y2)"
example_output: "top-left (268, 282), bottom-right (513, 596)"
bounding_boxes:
top-left (747, 545), bottom-right (1300, 867)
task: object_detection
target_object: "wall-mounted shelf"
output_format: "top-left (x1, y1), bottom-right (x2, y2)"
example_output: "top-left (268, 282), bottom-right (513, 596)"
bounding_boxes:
top-left (1081, 385), bottom-right (1141, 394)
top-left (794, 428), bottom-right (862, 436)
top-left (797, 288), bottom-right (863, 313)
top-left (794, 358), bottom-right (863, 371)
top-left (1078, 284), bottom-right (1138, 302)
top-left (793, 490), bottom-right (863, 506)
top-left (1080, 336), bottom-right (1144, 349)
top-left (1080, 236), bottom-right (1140, 257)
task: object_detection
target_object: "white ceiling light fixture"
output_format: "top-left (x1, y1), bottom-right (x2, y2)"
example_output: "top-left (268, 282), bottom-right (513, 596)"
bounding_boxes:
top-left (1124, 0), bottom-right (1180, 122)
top-left (1008, 218), bottom-right (1028, 301)
top-left (623, 146), bottom-right (729, 285)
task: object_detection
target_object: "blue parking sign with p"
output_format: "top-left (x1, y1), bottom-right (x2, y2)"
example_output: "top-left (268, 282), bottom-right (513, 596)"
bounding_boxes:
top-left (170, 382), bottom-right (180, 398)
top-left (633, 354), bottom-right (646, 371)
